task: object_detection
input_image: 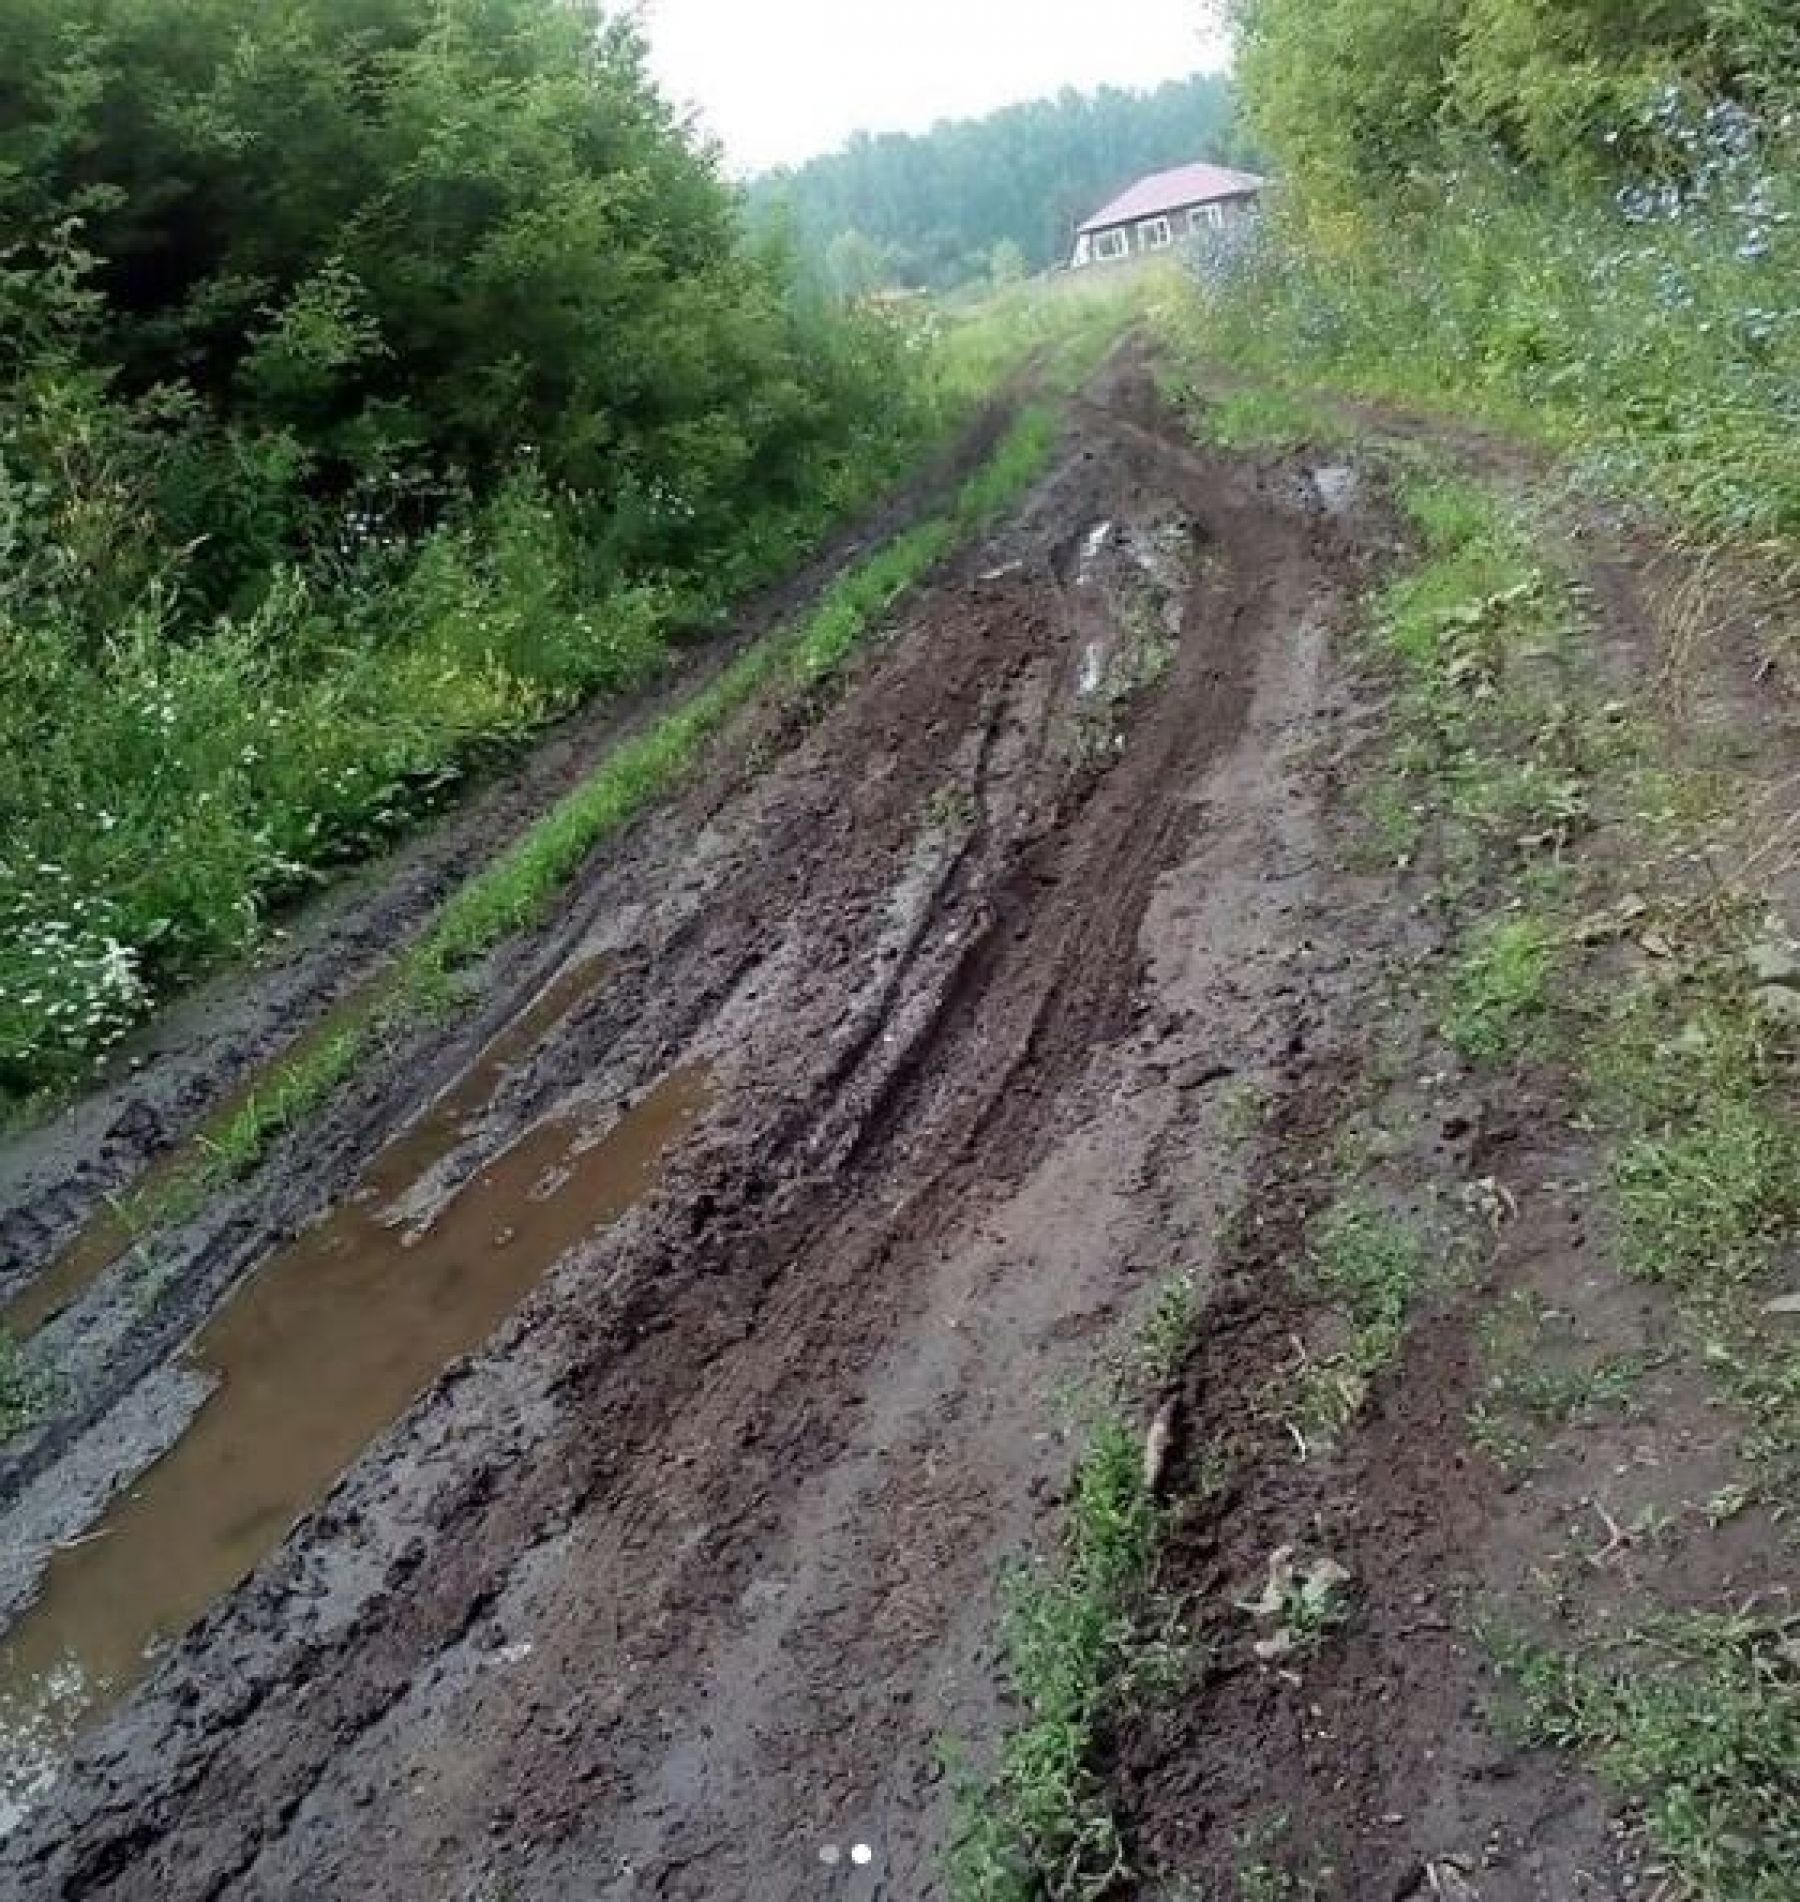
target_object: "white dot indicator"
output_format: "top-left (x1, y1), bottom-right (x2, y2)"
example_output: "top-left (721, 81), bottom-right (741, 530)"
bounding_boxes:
top-left (818, 1845), bottom-right (842, 1867)
top-left (851, 1843), bottom-right (874, 1867)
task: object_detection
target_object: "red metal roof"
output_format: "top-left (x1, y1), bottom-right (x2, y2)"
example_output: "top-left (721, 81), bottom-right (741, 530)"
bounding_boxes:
top-left (1079, 161), bottom-right (1266, 234)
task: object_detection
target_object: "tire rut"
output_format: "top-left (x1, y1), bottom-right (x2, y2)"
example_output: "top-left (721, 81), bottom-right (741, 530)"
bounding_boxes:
top-left (0, 358), bottom-right (1385, 1901)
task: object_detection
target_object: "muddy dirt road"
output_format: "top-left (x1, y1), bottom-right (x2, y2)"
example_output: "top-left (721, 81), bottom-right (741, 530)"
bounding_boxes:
top-left (0, 355), bottom-right (1646, 1899)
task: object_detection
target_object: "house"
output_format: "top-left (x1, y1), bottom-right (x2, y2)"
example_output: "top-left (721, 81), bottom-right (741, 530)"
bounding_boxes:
top-left (1070, 161), bottom-right (1266, 268)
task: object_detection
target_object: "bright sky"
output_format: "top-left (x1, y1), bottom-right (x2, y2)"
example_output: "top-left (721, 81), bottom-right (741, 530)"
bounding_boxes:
top-left (640, 0), bottom-right (1231, 175)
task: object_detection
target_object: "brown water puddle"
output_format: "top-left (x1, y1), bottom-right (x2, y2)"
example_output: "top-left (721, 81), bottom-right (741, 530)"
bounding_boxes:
top-left (4, 955), bottom-right (610, 1341)
top-left (0, 965), bottom-right (706, 1828)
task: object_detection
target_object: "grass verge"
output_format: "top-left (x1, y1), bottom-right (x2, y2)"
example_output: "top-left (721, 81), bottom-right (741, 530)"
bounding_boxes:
top-left (946, 1414), bottom-right (1159, 1902)
top-left (1490, 1613), bottom-right (1800, 1902)
top-left (1143, 350), bottom-right (1799, 1893)
top-left (1283, 1199), bottom-right (1429, 1456)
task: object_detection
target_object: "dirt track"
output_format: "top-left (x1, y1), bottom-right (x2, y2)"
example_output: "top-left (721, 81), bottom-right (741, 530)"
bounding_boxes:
top-left (0, 355), bottom-right (1657, 1898)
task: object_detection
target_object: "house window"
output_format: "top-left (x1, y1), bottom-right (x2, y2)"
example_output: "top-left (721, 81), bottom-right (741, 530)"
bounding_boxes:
top-left (1092, 228), bottom-right (1130, 263)
top-left (1189, 203), bottom-right (1227, 234)
top-left (1140, 216), bottom-right (1173, 250)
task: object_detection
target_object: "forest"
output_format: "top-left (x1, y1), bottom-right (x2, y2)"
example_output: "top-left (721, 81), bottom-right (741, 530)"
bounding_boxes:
top-left (750, 73), bottom-right (1246, 294)
top-left (0, 0), bottom-right (943, 1104)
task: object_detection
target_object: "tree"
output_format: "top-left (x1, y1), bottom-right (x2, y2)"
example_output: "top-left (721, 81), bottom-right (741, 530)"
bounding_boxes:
top-left (826, 228), bottom-right (899, 300)
top-left (1231, 0), bottom-right (1800, 201)
top-left (988, 239), bottom-right (1029, 287)
top-left (0, 0), bottom-right (915, 596)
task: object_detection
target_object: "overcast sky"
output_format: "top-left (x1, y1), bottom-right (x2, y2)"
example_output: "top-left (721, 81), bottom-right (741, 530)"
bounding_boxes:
top-left (641, 0), bottom-right (1232, 176)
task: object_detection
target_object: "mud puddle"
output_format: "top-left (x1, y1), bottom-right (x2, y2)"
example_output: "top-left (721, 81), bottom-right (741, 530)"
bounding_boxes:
top-left (0, 962), bottom-right (707, 1826)
top-left (4, 958), bottom-right (618, 1342)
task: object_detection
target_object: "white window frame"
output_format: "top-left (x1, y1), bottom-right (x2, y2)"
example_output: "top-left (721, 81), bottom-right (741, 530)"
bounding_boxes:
top-left (1139, 215), bottom-right (1174, 250)
top-left (1189, 203), bottom-right (1227, 234)
top-left (1091, 227), bottom-right (1130, 263)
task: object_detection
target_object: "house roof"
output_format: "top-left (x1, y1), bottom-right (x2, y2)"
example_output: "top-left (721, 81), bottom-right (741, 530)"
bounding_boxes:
top-left (1078, 161), bottom-right (1266, 234)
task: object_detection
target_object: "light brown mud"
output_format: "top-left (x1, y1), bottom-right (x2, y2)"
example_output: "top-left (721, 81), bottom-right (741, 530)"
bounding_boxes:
top-left (0, 949), bottom-right (687, 1821)
top-left (0, 352), bottom-right (1662, 1900)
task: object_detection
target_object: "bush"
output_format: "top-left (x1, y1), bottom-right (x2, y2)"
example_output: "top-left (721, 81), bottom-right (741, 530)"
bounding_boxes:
top-left (1159, 131), bottom-right (1800, 539)
top-left (0, 0), bottom-right (948, 1105)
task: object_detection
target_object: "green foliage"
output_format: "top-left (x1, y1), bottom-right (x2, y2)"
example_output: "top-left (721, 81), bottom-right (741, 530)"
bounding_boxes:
top-left (1170, 161), bottom-right (1800, 539)
top-left (1586, 968), bottom-right (1799, 1289)
top-left (1614, 1100), bottom-right (1798, 1286)
top-left (1493, 1613), bottom-right (1800, 1902)
top-left (1308, 1201), bottom-right (1427, 1360)
top-left (947, 1417), bottom-right (1157, 1901)
top-left (1469, 1290), bottom-right (1655, 1470)
top-left (1195, 386), bottom-right (1349, 452)
top-left (1287, 1201), bottom-right (1428, 1447)
top-left (1236, 0), bottom-right (1468, 204)
top-left (935, 273), bottom-right (1150, 414)
top-left (1198, 0), bottom-right (1800, 544)
top-left (0, 1333), bottom-right (51, 1440)
top-left (0, 0), bottom-right (945, 1105)
top-left (1235, 0), bottom-right (1799, 198)
top-left (1138, 1274), bottom-right (1201, 1384)
top-left (754, 73), bottom-right (1246, 291)
top-left (1444, 914), bottom-right (1557, 1061)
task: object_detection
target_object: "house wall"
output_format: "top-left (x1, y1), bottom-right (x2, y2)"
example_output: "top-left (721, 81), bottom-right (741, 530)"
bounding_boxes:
top-left (1072, 194), bottom-right (1258, 268)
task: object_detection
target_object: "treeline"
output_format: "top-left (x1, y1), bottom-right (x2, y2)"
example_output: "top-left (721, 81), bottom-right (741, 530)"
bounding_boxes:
top-left (751, 74), bottom-right (1247, 294)
top-left (1238, 0), bottom-right (1799, 198)
top-left (0, 0), bottom-right (937, 1101)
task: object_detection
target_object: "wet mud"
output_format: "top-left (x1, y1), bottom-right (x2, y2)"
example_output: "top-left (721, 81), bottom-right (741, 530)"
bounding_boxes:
top-left (1, 971), bottom-right (402, 1344)
top-left (0, 352), bottom-right (1654, 1899)
top-left (0, 1025), bottom-right (703, 1825)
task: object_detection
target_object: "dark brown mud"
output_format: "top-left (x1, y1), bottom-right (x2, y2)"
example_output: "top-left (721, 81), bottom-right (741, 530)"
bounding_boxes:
top-left (0, 352), bottom-right (1653, 1899)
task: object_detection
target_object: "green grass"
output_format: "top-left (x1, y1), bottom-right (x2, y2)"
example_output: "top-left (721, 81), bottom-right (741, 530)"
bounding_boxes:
top-left (935, 271), bottom-right (1151, 411)
top-left (0, 1333), bottom-right (51, 1440)
top-left (946, 1415), bottom-right (1158, 1902)
top-left (1235, 1814), bottom-right (1335, 1901)
top-left (1614, 1100), bottom-right (1798, 1288)
top-left (1468, 1291), bottom-right (1656, 1472)
top-left (1357, 774), bottom-right (1424, 869)
top-left (1138, 1273), bottom-right (1200, 1384)
top-left (1492, 1613), bottom-right (1800, 1902)
top-left (1286, 1200), bottom-right (1428, 1451)
top-left (1174, 381), bottom-right (1349, 454)
top-left (1589, 955), bottom-right (1797, 1292)
top-left (1574, 949), bottom-right (1800, 1488)
top-left (1443, 914), bottom-right (1558, 1063)
top-left (947, 1244), bottom-right (1215, 1901)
